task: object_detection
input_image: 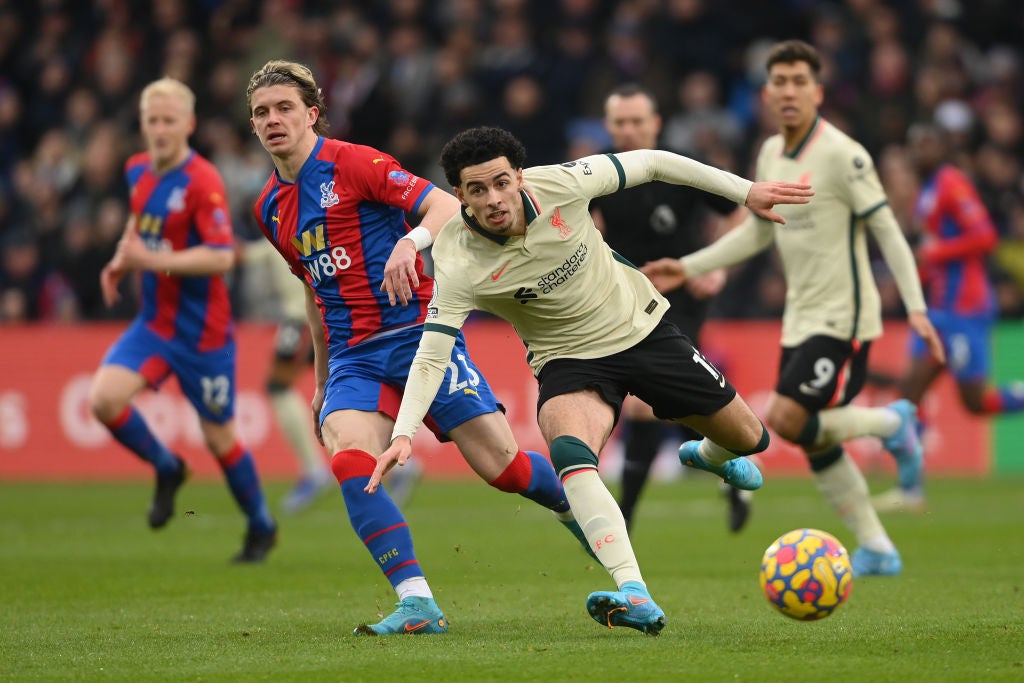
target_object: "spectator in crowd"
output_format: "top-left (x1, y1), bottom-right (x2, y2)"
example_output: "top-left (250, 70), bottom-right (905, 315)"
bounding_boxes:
top-left (1, 1), bottom-right (1023, 323)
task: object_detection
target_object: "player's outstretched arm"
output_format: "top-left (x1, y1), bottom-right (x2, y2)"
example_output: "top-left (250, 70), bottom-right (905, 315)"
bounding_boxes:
top-left (642, 211), bottom-right (774, 293)
top-left (366, 329), bottom-right (457, 493)
top-left (616, 149), bottom-right (812, 219)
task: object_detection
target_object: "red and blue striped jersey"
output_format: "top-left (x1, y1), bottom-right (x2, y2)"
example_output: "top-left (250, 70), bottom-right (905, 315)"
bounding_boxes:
top-left (125, 150), bottom-right (235, 350)
top-left (915, 164), bottom-right (998, 316)
top-left (253, 137), bottom-right (435, 356)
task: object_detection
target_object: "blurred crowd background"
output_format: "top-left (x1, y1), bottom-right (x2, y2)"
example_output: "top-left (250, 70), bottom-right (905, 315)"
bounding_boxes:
top-left (1, 0), bottom-right (1023, 324)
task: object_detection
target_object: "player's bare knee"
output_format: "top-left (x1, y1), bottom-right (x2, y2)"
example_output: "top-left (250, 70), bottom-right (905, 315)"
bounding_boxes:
top-left (459, 442), bottom-right (517, 484)
top-left (764, 413), bottom-right (791, 441)
top-left (89, 389), bottom-right (124, 424)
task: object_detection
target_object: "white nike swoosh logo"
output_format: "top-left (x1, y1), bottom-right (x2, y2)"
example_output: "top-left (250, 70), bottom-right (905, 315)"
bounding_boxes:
top-left (798, 382), bottom-right (821, 396)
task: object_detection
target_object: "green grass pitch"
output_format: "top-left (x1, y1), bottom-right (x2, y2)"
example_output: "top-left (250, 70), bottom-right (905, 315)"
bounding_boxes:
top-left (1, 474), bottom-right (1021, 682)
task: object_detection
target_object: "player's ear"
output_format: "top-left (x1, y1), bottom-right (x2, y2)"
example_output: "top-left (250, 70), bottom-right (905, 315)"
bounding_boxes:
top-left (308, 105), bottom-right (319, 128)
top-left (453, 186), bottom-right (467, 205)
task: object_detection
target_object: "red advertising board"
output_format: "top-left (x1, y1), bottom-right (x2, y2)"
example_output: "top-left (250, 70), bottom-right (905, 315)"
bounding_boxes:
top-left (0, 320), bottom-right (986, 481)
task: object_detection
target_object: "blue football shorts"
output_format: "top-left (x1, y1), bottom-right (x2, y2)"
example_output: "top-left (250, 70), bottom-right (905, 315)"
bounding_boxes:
top-left (320, 325), bottom-right (502, 441)
top-left (101, 318), bottom-right (238, 423)
top-left (910, 309), bottom-right (992, 381)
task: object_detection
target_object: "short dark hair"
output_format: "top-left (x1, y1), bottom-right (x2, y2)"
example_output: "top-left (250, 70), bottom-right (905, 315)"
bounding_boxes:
top-left (440, 126), bottom-right (527, 187)
top-left (605, 83), bottom-right (659, 113)
top-left (766, 40), bottom-right (822, 79)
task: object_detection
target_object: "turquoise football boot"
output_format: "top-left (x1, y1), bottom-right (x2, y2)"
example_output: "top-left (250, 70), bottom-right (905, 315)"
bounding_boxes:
top-left (881, 399), bottom-right (924, 490)
top-left (585, 581), bottom-right (665, 636)
top-left (353, 596), bottom-right (448, 635)
top-left (679, 441), bottom-right (763, 491)
top-left (851, 547), bottom-right (903, 577)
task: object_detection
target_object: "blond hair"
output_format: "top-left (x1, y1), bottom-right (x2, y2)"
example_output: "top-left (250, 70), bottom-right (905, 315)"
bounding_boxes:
top-left (246, 60), bottom-right (329, 136)
top-left (140, 77), bottom-right (196, 114)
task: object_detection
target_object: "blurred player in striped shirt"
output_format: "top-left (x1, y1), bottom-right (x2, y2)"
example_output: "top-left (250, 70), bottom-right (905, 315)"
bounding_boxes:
top-left (875, 123), bottom-right (1024, 513)
top-left (90, 77), bottom-right (277, 562)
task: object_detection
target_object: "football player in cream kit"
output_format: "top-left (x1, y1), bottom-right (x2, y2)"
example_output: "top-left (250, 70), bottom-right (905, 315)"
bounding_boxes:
top-left (643, 40), bottom-right (946, 578)
top-left (367, 125), bottom-right (813, 635)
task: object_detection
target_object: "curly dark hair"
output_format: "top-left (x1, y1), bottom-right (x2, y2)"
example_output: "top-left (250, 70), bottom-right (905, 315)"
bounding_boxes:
top-left (440, 126), bottom-right (527, 187)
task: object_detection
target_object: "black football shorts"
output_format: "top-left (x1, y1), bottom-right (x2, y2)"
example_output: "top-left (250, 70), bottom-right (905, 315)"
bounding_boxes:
top-left (536, 319), bottom-right (736, 424)
top-left (776, 335), bottom-right (872, 412)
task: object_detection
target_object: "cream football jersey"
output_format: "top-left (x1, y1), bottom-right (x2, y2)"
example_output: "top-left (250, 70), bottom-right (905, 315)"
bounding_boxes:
top-left (686, 117), bottom-right (898, 347)
top-left (756, 117), bottom-right (894, 345)
top-left (390, 150), bottom-right (752, 441)
top-left (427, 154), bottom-right (670, 375)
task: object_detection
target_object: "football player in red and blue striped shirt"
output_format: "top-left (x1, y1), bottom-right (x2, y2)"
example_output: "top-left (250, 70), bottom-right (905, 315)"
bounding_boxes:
top-left (247, 60), bottom-right (589, 636)
top-left (876, 123), bottom-right (1024, 513)
top-left (90, 77), bottom-right (276, 562)
top-left (907, 124), bottom-right (1024, 410)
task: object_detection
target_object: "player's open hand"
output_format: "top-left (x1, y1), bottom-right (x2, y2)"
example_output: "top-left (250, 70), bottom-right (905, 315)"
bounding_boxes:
top-left (100, 264), bottom-right (124, 308)
top-left (640, 257), bottom-right (689, 293)
top-left (685, 268), bottom-right (726, 299)
top-left (365, 437), bottom-right (414, 493)
top-left (745, 181), bottom-right (814, 224)
top-left (908, 311), bottom-right (946, 365)
top-left (113, 225), bottom-right (151, 271)
top-left (310, 386), bottom-right (326, 446)
top-left (380, 238), bottom-right (419, 306)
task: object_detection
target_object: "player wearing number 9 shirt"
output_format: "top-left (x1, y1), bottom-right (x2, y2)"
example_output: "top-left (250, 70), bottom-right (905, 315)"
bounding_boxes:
top-left (642, 41), bottom-right (945, 577)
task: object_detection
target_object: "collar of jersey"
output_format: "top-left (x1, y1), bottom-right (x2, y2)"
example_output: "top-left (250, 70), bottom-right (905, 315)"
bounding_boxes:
top-left (273, 136), bottom-right (326, 185)
top-left (784, 115), bottom-right (821, 159)
top-left (149, 149), bottom-right (195, 176)
top-left (460, 189), bottom-right (539, 245)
